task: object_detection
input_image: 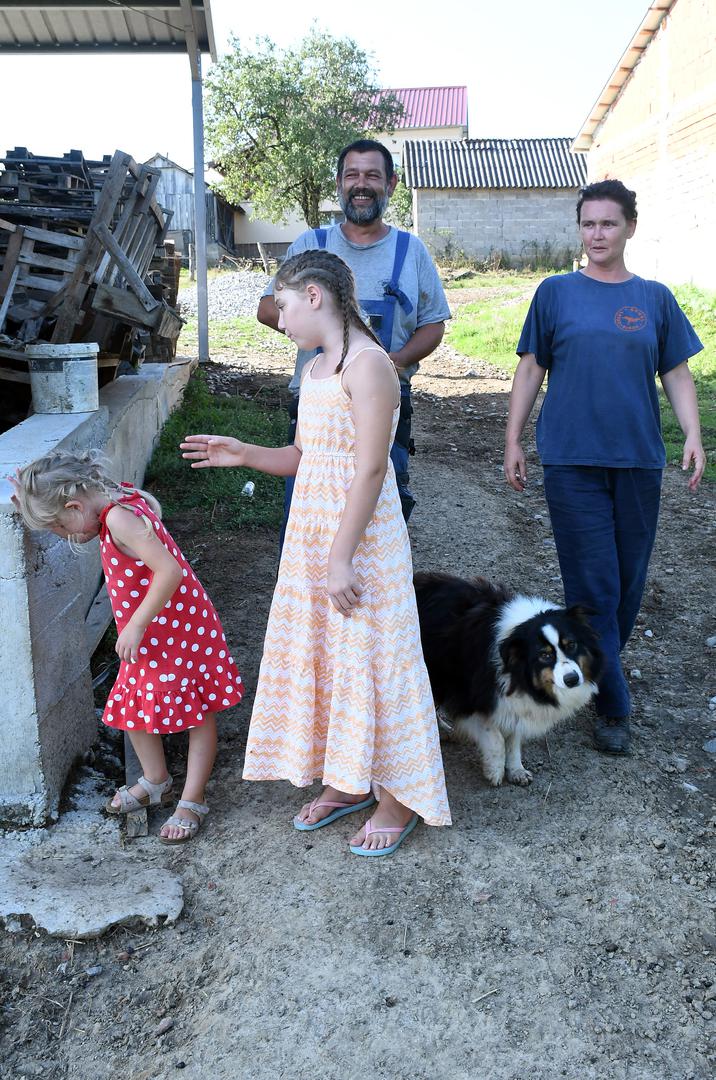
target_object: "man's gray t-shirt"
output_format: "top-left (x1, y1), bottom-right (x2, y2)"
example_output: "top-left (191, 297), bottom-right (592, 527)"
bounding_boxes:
top-left (263, 225), bottom-right (451, 389)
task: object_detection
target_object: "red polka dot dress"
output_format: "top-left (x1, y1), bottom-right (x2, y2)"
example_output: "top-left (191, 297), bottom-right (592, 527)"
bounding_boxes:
top-left (99, 490), bottom-right (243, 734)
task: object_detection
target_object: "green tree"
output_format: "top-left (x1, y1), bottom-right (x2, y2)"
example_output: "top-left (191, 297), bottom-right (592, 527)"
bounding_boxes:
top-left (384, 169), bottom-right (413, 230)
top-left (205, 29), bottom-right (403, 228)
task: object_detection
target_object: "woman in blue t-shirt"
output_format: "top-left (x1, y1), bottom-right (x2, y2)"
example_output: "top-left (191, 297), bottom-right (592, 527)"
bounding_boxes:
top-left (504, 179), bottom-right (705, 754)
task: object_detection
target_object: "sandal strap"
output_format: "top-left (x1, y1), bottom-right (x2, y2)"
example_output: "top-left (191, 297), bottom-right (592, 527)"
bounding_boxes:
top-left (114, 785), bottom-right (145, 812)
top-left (136, 774), bottom-right (173, 804)
top-left (176, 799), bottom-right (209, 816)
top-left (163, 815), bottom-right (200, 834)
top-left (309, 797), bottom-right (363, 813)
top-left (364, 819), bottom-right (410, 837)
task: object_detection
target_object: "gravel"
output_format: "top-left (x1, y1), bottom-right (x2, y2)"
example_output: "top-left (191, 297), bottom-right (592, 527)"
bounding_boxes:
top-left (177, 270), bottom-right (271, 320)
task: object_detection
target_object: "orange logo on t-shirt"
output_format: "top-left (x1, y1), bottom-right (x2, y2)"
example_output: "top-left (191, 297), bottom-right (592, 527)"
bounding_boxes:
top-left (615, 306), bottom-right (647, 332)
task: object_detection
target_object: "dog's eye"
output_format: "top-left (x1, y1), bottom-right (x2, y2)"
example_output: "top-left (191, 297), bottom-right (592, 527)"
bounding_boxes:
top-left (538, 648), bottom-right (554, 662)
top-left (561, 639), bottom-right (576, 654)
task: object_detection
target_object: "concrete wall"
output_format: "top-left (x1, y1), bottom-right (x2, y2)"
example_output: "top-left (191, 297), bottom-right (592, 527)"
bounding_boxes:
top-left (0, 358), bottom-right (195, 827)
top-left (586, 0), bottom-right (716, 288)
top-left (414, 188), bottom-right (581, 267)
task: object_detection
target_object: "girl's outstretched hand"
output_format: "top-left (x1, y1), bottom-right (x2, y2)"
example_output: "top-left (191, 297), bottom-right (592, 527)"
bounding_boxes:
top-left (181, 434), bottom-right (246, 469)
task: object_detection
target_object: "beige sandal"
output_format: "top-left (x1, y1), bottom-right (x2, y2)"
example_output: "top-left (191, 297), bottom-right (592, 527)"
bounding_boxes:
top-left (159, 799), bottom-right (209, 845)
top-left (105, 774), bottom-right (173, 815)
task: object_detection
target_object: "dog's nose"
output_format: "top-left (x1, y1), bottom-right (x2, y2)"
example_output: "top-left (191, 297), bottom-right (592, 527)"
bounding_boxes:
top-left (563, 670), bottom-right (580, 688)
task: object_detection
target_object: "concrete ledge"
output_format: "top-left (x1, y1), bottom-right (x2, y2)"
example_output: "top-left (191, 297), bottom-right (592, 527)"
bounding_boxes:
top-left (0, 357), bottom-right (197, 827)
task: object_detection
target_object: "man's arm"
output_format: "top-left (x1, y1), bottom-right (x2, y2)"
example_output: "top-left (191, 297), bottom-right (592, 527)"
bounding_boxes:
top-left (389, 322), bottom-right (445, 371)
top-left (257, 294), bottom-right (281, 332)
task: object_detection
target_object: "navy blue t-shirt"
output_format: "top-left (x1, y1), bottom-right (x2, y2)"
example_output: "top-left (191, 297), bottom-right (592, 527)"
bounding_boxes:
top-left (516, 272), bottom-right (703, 468)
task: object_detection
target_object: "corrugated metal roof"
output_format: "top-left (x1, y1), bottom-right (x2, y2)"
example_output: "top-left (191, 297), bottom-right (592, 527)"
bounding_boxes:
top-left (403, 138), bottom-right (587, 190)
top-left (374, 86), bottom-right (468, 130)
top-left (0, 1), bottom-right (216, 56)
top-left (572, 2), bottom-right (674, 152)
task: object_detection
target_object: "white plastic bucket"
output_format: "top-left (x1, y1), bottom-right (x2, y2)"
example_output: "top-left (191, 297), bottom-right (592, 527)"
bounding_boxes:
top-left (26, 342), bottom-right (100, 414)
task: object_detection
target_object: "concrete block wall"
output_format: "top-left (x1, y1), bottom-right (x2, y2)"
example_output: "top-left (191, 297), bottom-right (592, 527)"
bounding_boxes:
top-left (414, 188), bottom-right (581, 267)
top-left (587, 0), bottom-right (716, 288)
top-left (0, 359), bottom-right (195, 827)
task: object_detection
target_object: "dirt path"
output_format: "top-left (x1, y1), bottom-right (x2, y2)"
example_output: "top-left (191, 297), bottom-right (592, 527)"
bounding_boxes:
top-left (2, 318), bottom-right (715, 1079)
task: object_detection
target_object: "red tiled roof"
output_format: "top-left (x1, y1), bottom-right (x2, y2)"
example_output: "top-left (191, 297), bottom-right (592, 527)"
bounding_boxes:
top-left (373, 86), bottom-right (468, 130)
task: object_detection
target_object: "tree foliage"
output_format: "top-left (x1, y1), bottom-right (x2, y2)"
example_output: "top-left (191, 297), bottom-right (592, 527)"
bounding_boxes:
top-left (205, 29), bottom-right (404, 229)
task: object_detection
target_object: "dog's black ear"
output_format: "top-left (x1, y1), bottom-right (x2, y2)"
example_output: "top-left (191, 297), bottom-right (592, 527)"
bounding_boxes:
top-left (566, 604), bottom-right (597, 626)
top-left (499, 633), bottom-right (526, 694)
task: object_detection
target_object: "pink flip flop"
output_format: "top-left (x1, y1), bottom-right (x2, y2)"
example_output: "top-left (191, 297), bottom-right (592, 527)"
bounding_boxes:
top-left (293, 794), bottom-right (376, 831)
top-left (349, 814), bottom-right (419, 857)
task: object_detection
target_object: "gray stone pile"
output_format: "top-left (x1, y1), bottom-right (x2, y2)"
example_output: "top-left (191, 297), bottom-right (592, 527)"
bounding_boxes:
top-left (177, 269), bottom-right (271, 320)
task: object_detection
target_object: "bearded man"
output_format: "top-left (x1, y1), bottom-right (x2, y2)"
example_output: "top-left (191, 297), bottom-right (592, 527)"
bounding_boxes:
top-left (257, 138), bottom-right (450, 525)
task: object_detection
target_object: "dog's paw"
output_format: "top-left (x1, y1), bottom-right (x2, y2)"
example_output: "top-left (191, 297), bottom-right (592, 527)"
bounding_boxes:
top-left (482, 765), bottom-right (505, 787)
top-left (505, 766), bottom-right (533, 786)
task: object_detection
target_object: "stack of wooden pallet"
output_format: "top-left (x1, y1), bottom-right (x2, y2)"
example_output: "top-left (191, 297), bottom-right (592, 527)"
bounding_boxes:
top-left (0, 147), bottom-right (184, 396)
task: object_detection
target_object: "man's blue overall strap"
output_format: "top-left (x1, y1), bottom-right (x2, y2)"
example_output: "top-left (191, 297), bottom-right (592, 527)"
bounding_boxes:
top-left (312, 228), bottom-right (413, 311)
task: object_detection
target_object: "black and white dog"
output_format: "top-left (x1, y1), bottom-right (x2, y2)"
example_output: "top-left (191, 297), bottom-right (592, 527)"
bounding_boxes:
top-left (414, 572), bottom-right (603, 787)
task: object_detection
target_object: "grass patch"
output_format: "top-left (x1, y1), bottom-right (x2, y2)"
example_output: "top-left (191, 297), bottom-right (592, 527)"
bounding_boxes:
top-left (178, 315), bottom-right (285, 353)
top-left (661, 284), bottom-right (716, 481)
top-left (145, 370), bottom-right (286, 529)
top-left (446, 273), bottom-right (543, 374)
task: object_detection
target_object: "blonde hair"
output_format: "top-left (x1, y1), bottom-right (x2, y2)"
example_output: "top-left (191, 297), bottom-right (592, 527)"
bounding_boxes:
top-left (274, 249), bottom-right (383, 373)
top-left (15, 450), bottom-right (161, 540)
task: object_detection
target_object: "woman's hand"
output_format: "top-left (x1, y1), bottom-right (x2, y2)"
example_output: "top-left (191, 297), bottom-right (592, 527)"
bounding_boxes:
top-left (116, 618), bottom-right (146, 664)
top-left (682, 435), bottom-right (706, 491)
top-left (327, 556), bottom-right (362, 616)
top-left (504, 441), bottom-right (527, 492)
top-left (181, 434), bottom-right (247, 469)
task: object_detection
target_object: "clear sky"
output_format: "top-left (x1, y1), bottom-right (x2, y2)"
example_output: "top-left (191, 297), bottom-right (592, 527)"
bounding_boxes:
top-left (0, 0), bottom-right (650, 169)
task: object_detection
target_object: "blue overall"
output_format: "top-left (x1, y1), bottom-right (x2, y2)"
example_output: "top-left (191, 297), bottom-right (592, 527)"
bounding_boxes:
top-left (280, 229), bottom-right (416, 547)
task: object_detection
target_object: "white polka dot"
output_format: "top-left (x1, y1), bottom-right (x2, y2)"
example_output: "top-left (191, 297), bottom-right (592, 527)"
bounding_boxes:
top-left (140, 578), bottom-right (149, 586)
top-left (208, 694), bottom-right (216, 701)
top-left (139, 646), bottom-right (148, 655)
top-left (210, 629), bottom-right (218, 639)
top-left (116, 611), bottom-right (124, 619)
top-left (191, 644), bottom-right (199, 653)
top-left (164, 600), bottom-right (172, 609)
top-left (137, 709), bottom-right (144, 719)
top-left (167, 673), bottom-right (176, 682)
top-left (180, 585), bottom-right (187, 594)
top-left (111, 557), bottom-right (119, 566)
top-left (202, 610), bottom-right (208, 618)
top-left (203, 593), bottom-right (207, 600)
top-left (205, 647), bottom-right (213, 655)
top-left (167, 637), bottom-right (174, 645)
top-left (127, 720), bottom-right (134, 728)
top-left (130, 590), bottom-right (139, 598)
top-left (222, 699), bottom-right (230, 707)
top-left (172, 620), bottom-right (180, 629)
top-left (140, 669), bottom-right (146, 677)
top-left (219, 650), bottom-right (226, 659)
top-left (111, 589), bottom-right (117, 597)
top-left (117, 579), bottom-right (125, 588)
top-left (175, 695), bottom-right (182, 703)
top-left (162, 652), bottom-right (168, 660)
top-left (159, 674), bottom-right (167, 682)
top-left (182, 569), bottom-right (188, 577)
top-left (106, 713), bottom-right (113, 723)
top-left (129, 677), bottom-right (136, 686)
top-left (125, 568), bottom-right (133, 577)
top-left (189, 606), bottom-right (196, 615)
top-left (224, 685), bottom-right (233, 694)
top-left (176, 603), bottom-right (184, 611)
top-left (122, 601), bottom-right (130, 609)
top-left (153, 728), bottom-right (160, 733)
top-left (192, 589), bottom-right (198, 598)
top-left (158, 617), bottom-right (167, 625)
top-left (186, 660), bottom-right (194, 671)
top-left (154, 522), bottom-right (160, 531)
top-left (199, 664), bottom-right (206, 673)
top-left (149, 660), bottom-right (158, 669)
top-left (197, 627), bottom-right (205, 636)
top-left (176, 719), bottom-right (183, 727)
top-left (185, 704), bottom-right (192, 713)
top-left (185, 623), bottom-right (192, 632)
top-left (162, 718), bottom-right (171, 726)
top-left (135, 560), bottom-right (143, 566)
top-left (173, 548), bottom-right (178, 557)
top-left (181, 640), bottom-right (187, 650)
top-left (175, 658), bottom-right (182, 666)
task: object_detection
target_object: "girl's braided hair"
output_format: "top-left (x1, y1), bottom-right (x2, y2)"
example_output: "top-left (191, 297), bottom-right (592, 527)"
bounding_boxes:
top-left (274, 249), bottom-right (383, 373)
top-left (14, 449), bottom-right (161, 540)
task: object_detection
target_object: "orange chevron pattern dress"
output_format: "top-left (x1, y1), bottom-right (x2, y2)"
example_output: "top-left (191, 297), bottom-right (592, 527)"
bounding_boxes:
top-left (243, 349), bottom-right (451, 827)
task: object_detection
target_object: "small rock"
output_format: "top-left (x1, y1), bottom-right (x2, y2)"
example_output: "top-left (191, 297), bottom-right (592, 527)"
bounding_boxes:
top-left (604, 942), bottom-right (619, 953)
top-left (703, 739), bottom-right (716, 755)
top-left (644, 629), bottom-right (654, 638)
top-left (651, 838), bottom-right (666, 851)
top-left (630, 669), bottom-right (642, 679)
top-left (84, 964), bottom-right (103, 977)
top-left (384, 996), bottom-right (398, 1008)
top-left (155, 1017), bottom-right (174, 1036)
top-left (706, 636), bottom-right (716, 649)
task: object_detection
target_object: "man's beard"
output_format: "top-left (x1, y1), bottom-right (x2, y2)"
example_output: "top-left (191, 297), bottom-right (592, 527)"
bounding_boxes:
top-left (338, 186), bottom-right (390, 225)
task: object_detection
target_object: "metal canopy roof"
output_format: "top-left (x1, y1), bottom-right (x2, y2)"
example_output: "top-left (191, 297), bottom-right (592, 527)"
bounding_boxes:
top-left (0, 1), bottom-right (216, 60)
top-left (404, 138), bottom-right (587, 191)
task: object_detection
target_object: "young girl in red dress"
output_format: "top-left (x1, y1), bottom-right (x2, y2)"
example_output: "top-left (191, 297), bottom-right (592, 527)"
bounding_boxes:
top-left (12, 450), bottom-right (242, 844)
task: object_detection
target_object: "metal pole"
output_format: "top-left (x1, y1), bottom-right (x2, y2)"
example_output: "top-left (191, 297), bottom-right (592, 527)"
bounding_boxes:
top-left (191, 49), bottom-right (209, 363)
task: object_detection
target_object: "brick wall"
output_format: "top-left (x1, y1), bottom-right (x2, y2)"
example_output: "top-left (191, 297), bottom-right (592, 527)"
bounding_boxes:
top-left (587, 0), bottom-right (716, 288)
top-left (414, 188), bottom-right (581, 267)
